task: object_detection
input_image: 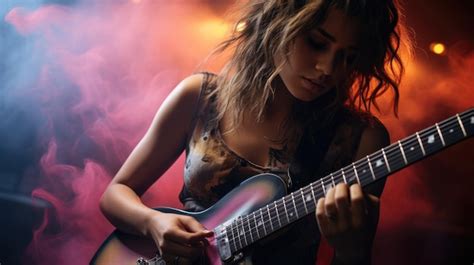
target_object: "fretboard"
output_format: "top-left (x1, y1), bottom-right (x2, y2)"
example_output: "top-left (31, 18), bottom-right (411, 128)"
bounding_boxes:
top-left (224, 108), bottom-right (474, 253)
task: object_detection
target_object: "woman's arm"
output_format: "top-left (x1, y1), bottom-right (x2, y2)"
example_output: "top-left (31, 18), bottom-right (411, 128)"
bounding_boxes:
top-left (316, 121), bottom-right (390, 265)
top-left (99, 74), bottom-right (213, 262)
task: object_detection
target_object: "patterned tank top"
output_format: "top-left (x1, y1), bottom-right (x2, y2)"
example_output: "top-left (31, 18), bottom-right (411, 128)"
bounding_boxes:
top-left (180, 73), bottom-right (292, 211)
top-left (178, 72), bottom-right (382, 264)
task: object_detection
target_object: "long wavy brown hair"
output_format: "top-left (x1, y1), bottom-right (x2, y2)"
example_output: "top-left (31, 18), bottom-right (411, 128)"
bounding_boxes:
top-left (207, 0), bottom-right (411, 140)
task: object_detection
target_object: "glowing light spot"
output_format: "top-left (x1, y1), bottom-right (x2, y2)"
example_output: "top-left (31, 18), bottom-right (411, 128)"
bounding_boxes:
top-left (236, 22), bottom-right (246, 32)
top-left (430, 42), bottom-right (446, 55)
top-left (196, 19), bottom-right (229, 40)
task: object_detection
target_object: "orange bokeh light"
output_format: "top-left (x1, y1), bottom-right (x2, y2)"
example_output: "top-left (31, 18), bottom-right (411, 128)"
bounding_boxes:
top-left (430, 42), bottom-right (446, 55)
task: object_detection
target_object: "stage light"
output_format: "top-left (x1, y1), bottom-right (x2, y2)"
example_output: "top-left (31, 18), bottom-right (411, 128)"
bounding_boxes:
top-left (430, 42), bottom-right (446, 55)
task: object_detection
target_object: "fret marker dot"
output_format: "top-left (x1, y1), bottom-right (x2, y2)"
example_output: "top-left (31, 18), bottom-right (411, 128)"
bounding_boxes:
top-left (257, 220), bottom-right (263, 226)
top-left (306, 195), bottom-right (312, 202)
top-left (289, 212), bottom-right (294, 217)
top-left (410, 147), bottom-right (415, 151)
top-left (471, 116), bottom-right (474, 124)
top-left (362, 169), bottom-right (367, 173)
top-left (239, 230), bottom-right (244, 236)
top-left (449, 129), bottom-right (454, 133)
top-left (427, 135), bottom-right (435, 144)
top-left (376, 159), bottom-right (384, 167)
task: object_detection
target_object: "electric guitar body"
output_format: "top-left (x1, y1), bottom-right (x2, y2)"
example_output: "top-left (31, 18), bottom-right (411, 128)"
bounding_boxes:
top-left (91, 173), bottom-right (287, 265)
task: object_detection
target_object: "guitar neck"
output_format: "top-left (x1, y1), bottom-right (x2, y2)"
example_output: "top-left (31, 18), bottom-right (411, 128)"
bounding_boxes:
top-left (227, 108), bottom-right (474, 252)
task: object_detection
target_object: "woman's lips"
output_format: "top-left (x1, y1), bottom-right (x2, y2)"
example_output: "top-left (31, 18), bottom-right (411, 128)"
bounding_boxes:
top-left (301, 77), bottom-right (325, 92)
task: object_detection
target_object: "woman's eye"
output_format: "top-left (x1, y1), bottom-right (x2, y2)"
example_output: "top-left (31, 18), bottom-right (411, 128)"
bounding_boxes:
top-left (307, 37), bottom-right (327, 50)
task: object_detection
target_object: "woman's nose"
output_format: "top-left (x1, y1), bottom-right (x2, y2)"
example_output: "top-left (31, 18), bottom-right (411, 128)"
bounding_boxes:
top-left (314, 52), bottom-right (335, 77)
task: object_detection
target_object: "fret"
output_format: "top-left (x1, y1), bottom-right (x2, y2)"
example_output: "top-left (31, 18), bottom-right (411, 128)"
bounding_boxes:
top-left (253, 212), bottom-right (260, 240)
top-left (282, 197), bottom-right (290, 224)
top-left (228, 221), bottom-right (238, 251)
top-left (352, 162), bottom-right (360, 184)
top-left (372, 151), bottom-right (391, 182)
top-left (279, 200), bottom-right (287, 225)
top-left (334, 171), bottom-right (345, 185)
top-left (457, 114), bottom-right (467, 137)
top-left (301, 185), bottom-right (314, 211)
top-left (435, 123), bottom-right (446, 146)
top-left (383, 143), bottom-right (405, 173)
top-left (233, 219), bottom-right (242, 250)
top-left (259, 208), bottom-right (267, 236)
top-left (330, 173), bottom-right (336, 187)
top-left (238, 217), bottom-right (247, 247)
top-left (341, 168), bottom-right (347, 184)
top-left (243, 217), bottom-right (251, 246)
top-left (356, 161), bottom-right (372, 185)
top-left (367, 155), bottom-right (376, 181)
top-left (247, 215), bottom-right (254, 243)
top-left (320, 178), bottom-right (326, 195)
top-left (287, 196), bottom-right (296, 222)
top-left (441, 117), bottom-right (465, 146)
top-left (274, 201), bottom-right (282, 228)
top-left (266, 205), bottom-right (274, 232)
top-left (398, 140), bottom-right (408, 165)
top-left (415, 132), bottom-right (426, 156)
top-left (291, 193), bottom-right (299, 219)
top-left (310, 182), bottom-right (317, 206)
top-left (239, 216), bottom-right (249, 246)
top-left (403, 135), bottom-right (424, 163)
top-left (381, 148), bottom-right (391, 172)
top-left (421, 127), bottom-right (444, 155)
top-left (300, 189), bottom-right (309, 214)
top-left (461, 111), bottom-right (474, 135)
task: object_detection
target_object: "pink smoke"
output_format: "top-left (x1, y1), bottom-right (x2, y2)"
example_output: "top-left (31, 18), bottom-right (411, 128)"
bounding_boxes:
top-left (5, 1), bottom-right (229, 264)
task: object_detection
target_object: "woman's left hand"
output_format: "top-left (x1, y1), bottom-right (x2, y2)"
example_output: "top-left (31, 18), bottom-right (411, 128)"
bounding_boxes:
top-left (315, 183), bottom-right (380, 264)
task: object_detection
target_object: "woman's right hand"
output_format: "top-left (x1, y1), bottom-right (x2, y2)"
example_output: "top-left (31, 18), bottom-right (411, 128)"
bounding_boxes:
top-left (145, 211), bottom-right (214, 264)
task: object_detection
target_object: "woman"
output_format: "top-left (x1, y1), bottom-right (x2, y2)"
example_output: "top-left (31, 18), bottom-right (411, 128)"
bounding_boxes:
top-left (100, 0), bottom-right (407, 264)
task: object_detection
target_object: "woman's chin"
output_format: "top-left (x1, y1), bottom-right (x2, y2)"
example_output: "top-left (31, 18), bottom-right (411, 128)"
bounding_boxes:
top-left (289, 89), bottom-right (325, 102)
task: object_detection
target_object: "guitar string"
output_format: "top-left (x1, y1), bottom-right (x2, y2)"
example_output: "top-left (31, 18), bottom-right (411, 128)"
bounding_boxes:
top-left (225, 115), bottom-right (465, 239)
top-left (228, 109), bottom-right (472, 237)
top-left (225, 114), bottom-right (471, 250)
top-left (224, 112), bottom-right (472, 250)
top-left (226, 134), bottom-right (463, 252)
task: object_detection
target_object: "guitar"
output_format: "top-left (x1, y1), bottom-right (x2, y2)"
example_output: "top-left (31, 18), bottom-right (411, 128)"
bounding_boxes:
top-left (91, 108), bottom-right (474, 265)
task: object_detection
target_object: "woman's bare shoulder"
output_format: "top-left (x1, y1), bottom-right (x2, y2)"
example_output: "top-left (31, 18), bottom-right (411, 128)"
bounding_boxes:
top-left (168, 73), bottom-right (206, 107)
top-left (152, 73), bottom-right (206, 130)
top-left (110, 73), bottom-right (207, 192)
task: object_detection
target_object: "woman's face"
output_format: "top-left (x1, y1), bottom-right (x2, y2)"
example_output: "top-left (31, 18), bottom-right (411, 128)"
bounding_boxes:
top-left (277, 8), bottom-right (361, 102)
